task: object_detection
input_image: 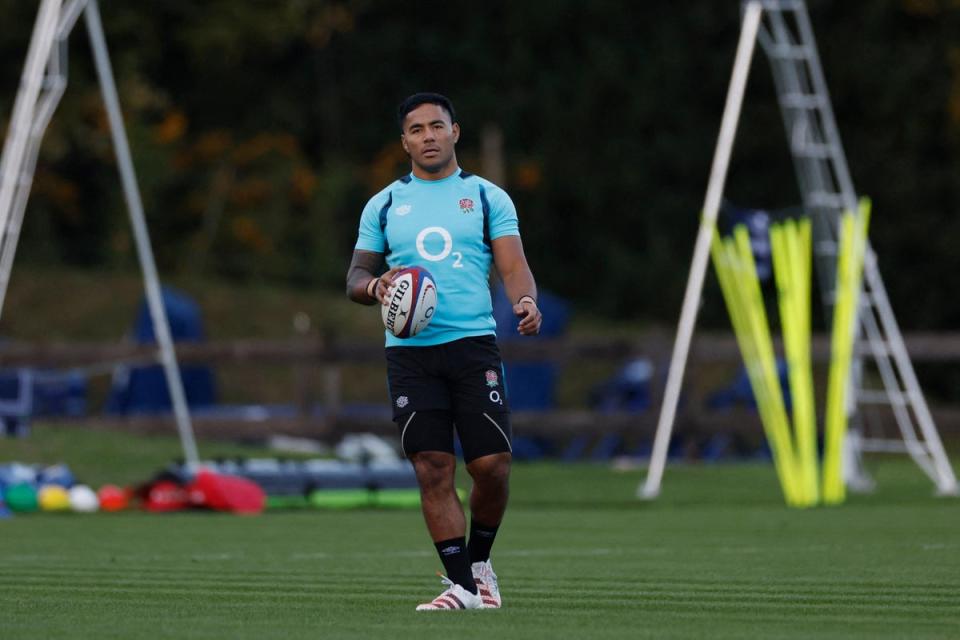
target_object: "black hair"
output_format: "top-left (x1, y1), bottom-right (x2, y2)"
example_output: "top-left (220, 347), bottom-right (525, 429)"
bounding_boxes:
top-left (396, 92), bottom-right (456, 131)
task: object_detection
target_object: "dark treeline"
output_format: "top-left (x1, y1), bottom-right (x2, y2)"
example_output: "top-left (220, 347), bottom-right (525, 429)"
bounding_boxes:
top-left (0, 0), bottom-right (957, 328)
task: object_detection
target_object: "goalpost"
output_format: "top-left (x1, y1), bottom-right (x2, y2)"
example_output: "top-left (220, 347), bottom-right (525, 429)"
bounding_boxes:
top-left (639, 1), bottom-right (764, 499)
top-left (639, 0), bottom-right (957, 500)
top-left (0, 0), bottom-right (200, 468)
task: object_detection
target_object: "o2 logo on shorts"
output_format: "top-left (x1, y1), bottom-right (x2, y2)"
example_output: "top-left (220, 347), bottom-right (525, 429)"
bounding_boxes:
top-left (488, 390), bottom-right (503, 405)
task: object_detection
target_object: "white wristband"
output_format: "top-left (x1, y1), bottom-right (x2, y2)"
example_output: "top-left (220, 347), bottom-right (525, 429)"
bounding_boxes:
top-left (366, 277), bottom-right (380, 299)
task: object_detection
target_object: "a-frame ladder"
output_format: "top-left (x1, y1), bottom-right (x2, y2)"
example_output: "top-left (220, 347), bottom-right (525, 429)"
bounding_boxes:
top-left (756, 0), bottom-right (956, 494)
top-left (640, 0), bottom-right (957, 499)
top-left (0, 0), bottom-right (200, 467)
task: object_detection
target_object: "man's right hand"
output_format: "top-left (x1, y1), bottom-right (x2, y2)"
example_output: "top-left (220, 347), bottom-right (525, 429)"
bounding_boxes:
top-left (373, 265), bottom-right (406, 304)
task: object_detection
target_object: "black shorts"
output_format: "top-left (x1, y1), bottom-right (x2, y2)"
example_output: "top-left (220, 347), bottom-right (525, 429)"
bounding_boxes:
top-left (386, 335), bottom-right (512, 461)
top-left (386, 335), bottom-right (510, 417)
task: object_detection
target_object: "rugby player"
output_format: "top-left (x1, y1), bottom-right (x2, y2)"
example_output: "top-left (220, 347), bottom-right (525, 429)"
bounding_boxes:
top-left (346, 92), bottom-right (541, 610)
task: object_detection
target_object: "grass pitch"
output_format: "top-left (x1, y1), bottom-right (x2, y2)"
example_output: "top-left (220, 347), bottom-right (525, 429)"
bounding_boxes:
top-left (1, 429), bottom-right (958, 639)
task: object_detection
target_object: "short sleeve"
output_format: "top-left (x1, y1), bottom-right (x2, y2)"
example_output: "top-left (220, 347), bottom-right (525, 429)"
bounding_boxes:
top-left (484, 184), bottom-right (520, 240)
top-left (354, 194), bottom-right (387, 253)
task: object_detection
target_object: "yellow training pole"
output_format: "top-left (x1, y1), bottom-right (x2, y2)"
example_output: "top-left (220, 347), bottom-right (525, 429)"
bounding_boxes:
top-left (823, 200), bottom-right (872, 504)
top-left (772, 219), bottom-right (818, 506)
top-left (716, 234), bottom-right (796, 505)
top-left (794, 219), bottom-right (818, 504)
top-left (823, 213), bottom-right (855, 503)
top-left (769, 223), bottom-right (801, 502)
top-left (711, 230), bottom-right (799, 505)
top-left (733, 227), bottom-right (802, 503)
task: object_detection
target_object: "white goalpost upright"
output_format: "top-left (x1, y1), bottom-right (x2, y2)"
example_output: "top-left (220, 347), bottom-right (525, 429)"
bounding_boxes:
top-left (640, 0), bottom-right (957, 500)
top-left (639, 1), bottom-right (764, 499)
top-left (0, 0), bottom-right (200, 468)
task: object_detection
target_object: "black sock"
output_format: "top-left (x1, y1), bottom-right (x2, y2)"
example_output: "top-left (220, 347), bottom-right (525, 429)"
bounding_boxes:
top-left (434, 537), bottom-right (477, 594)
top-left (468, 518), bottom-right (500, 564)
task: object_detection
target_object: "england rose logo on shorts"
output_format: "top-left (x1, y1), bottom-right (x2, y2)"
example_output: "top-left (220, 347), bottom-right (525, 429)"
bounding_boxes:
top-left (485, 370), bottom-right (499, 388)
top-left (459, 198), bottom-right (474, 214)
top-left (396, 395), bottom-right (409, 408)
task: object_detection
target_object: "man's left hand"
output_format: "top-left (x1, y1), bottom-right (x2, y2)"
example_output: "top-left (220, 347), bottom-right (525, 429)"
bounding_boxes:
top-left (513, 299), bottom-right (542, 336)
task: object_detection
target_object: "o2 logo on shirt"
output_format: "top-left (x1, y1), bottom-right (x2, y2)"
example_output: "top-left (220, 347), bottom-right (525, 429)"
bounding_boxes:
top-left (416, 226), bottom-right (463, 268)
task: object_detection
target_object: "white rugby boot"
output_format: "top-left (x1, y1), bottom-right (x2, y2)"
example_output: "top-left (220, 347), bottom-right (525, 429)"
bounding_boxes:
top-left (415, 575), bottom-right (484, 611)
top-left (472, 560), bottom-right (502, 609)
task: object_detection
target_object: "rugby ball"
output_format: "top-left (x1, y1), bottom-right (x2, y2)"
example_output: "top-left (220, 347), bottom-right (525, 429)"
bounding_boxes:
top-left (381, 266), bottom-right (437, 338)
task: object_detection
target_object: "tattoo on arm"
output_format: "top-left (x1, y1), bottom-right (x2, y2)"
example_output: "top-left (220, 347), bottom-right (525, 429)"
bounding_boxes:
top-left (346, 250), bottom-right (385, 305)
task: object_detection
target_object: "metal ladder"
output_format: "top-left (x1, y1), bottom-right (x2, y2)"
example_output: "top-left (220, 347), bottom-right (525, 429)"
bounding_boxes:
top-left (0, 0), bottom-right (200, 468)
top-left (753, 0), bottom-right (958, 494)
top-left (0, 0), bottom-right (73, 313)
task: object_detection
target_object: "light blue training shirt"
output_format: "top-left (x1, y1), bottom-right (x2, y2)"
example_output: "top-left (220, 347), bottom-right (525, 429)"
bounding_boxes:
top-left (354, 168), bottom-right (520, 347)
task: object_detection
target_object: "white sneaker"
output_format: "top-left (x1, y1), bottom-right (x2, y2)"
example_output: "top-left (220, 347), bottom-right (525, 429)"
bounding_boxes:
top-left (472, 560), bottom-right (502, 609)
top-left (415, 575), bottom-right (484, 611)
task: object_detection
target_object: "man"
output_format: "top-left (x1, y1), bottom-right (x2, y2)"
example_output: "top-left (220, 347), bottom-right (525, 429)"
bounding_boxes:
top-left (346, 92), bottom-right (541, 611)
